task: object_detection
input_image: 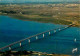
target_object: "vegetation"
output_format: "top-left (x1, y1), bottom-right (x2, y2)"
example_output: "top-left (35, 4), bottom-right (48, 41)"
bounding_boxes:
top-left (0, 51), bottom-right (71, 56)
top-left (0, 4), bottom-right (80, 26)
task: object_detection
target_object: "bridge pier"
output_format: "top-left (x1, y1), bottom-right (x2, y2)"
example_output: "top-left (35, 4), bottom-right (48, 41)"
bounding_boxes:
top-left (0, 24), bottom-right (74, 51)
top-left (65, 26), bottom-right (68, 28)
top-left (36, 36), bottom-right (38, 40)
top-left (28, 39), bottom-right (30, 43)
top-left (74, 38), bottom-right (76, 42)
top-left (9, 46), bottom-right (11, 50)
top-left (59, 29), bottom-right (61, 31)
top-left (43, 34), bottom-right (44, 38)
top-left (54, 30), bottom-right (56, 33)
top-left (20, 42), bottom-right (21, 47)
top-left (49, 32), bottom-right (50, 35)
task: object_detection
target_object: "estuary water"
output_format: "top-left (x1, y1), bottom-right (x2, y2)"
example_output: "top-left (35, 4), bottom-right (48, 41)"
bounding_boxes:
top-left (0, 15), bottom-right (80, 55)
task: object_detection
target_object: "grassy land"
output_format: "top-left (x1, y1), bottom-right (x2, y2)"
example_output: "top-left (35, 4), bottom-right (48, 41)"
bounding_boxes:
top-left (0, 4), bottom-right (80, 26)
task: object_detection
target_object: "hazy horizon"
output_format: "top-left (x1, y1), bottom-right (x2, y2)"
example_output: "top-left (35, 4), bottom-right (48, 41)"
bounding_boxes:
top-left (0, 0), bottom-right (79, 3)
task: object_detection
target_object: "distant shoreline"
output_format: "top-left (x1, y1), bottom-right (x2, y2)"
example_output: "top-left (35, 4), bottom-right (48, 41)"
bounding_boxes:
top-left (0, 4), bottom-right (80, 27)
top-left (0, 1), bottom-right (79, 5)
top-left (0, 14), bottom-right (72, 25)
top-left (0, 14), bottom-right (80, 27)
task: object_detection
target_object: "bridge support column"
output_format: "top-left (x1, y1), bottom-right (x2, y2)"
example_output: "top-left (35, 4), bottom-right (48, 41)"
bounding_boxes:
top-left (65, 26), bottom-right (68, 28)
top-left (36, 36), bottom-right (38, 40)
top-left (54, 30), bottom-right (56, 33)
top-left (59, 29), bottom-right (61, 31)
top-left (43, 34), bottom-right (44, 38)
top-left (9, 46), bottom-right (11, 50)
top-left (20, 42), bottom-right (21, 47)
top-left (49, 32), bottom-right (50, 35)
top-left (28, 39), bottom-right (30, 43)
top-left (74, 38), bottom-right (76, 42)
top-left (65, 27), bottom-right (66, 28)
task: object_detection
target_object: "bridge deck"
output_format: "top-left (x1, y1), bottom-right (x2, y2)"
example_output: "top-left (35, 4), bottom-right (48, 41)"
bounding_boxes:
top-left (0, 24), bottom-right (74, 51)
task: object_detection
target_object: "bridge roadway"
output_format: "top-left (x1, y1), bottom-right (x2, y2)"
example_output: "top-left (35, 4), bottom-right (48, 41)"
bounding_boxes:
top-left (0, 24), bottom-right (74, 51)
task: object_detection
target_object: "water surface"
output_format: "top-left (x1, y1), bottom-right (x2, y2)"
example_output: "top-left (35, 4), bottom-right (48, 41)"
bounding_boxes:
top-left (0, 15), bottom-right (80, 55)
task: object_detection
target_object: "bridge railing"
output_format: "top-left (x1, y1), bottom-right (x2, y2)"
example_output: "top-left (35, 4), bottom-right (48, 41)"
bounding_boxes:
top-left (0, 24), bottom-right (74, 51)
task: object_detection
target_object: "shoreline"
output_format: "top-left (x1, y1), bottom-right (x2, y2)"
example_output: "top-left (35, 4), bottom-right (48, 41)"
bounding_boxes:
top-left (0, 14), bottom-right (80, 27)
top-left (0, 51), bottom-right (71, 56)
top-left (1, 14), bottom-right (80, 25)
top-left (0, 4), bottom-right (79, 27)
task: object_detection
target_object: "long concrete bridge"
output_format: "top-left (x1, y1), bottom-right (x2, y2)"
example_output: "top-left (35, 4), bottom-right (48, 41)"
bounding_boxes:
top-left (0, 24), bottom-right (75, 51)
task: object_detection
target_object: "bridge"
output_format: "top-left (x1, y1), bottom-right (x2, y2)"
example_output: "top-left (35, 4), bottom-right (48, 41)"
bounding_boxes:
top-left (0, 24), bottom-right (75, 52)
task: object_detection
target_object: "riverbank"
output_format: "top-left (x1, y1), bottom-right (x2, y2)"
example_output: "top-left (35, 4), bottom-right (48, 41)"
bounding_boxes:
top-left (0, 51), bottom-right (71, 56)
top-left (0, 14), bottom-right (80, 27)
top-left (0, 4), bottom-right (80, 27)
top-left (0, 13), bottom-right (72, 25)
top-left (9, 14), bottom-right (73, 25)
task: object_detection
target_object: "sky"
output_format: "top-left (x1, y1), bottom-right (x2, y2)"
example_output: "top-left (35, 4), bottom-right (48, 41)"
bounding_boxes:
top-left (0, 0), bottom-right (79, 3)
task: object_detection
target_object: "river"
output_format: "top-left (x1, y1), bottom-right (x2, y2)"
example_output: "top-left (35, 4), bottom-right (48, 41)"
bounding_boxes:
top-left (0, 15), bottom-right (80, 55)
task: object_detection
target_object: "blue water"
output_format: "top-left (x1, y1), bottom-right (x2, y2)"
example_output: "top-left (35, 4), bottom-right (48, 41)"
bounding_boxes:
top-left (0, 15), bottom-right (80, 55)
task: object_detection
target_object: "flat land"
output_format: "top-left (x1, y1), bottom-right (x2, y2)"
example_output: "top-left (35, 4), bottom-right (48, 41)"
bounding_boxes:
top-left (0, 4), bottom-right (80, 26)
